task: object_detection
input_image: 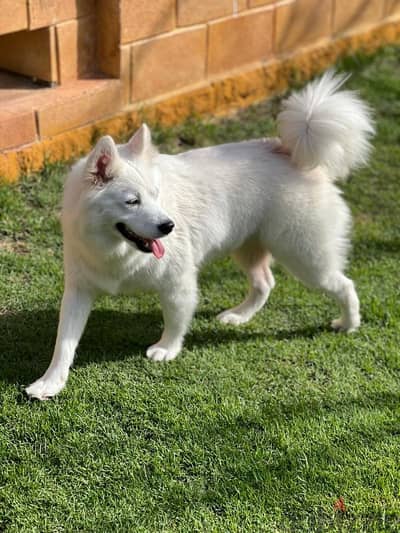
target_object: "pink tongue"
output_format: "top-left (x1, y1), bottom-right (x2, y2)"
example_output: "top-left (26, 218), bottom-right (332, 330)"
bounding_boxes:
top-left (150, 239), bottom-right (165, 259)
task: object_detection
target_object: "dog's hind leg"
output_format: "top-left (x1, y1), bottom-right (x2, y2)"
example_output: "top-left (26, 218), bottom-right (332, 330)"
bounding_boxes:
top-left (301, 270), bottom-right (360, 332)
top-left (277, 252), bottom-right (360, 333)
top-left (217, 243), bottom-right (275, 326)
top-left (322, 272), bottom-right (360, 332)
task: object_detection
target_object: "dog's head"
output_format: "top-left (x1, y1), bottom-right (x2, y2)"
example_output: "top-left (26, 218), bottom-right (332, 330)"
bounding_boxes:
top-left (80, 125), bottom-right (174, 259)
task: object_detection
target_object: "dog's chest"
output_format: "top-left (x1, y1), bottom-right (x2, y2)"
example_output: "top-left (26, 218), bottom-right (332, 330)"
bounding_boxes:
top-left (90, 257), bottom-right (161, 296)
top-left (117, 269), bottom-right (160, 295)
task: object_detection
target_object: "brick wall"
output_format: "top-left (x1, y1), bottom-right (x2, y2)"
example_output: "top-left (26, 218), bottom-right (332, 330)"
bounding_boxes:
top-left (0, 0), bottom-right (95, 83)
top-left (0, 0), bottom-right (400, 177)
top-left (115, 0), bottom-right (399, 105)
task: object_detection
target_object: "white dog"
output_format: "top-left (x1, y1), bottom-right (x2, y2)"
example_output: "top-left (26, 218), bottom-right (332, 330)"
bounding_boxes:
top-left (26, 72), bottom-right (374, 399)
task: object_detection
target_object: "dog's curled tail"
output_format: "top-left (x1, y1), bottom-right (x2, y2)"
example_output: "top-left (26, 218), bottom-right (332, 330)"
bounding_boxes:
top-left (277, 71), bottom-right (375, 180)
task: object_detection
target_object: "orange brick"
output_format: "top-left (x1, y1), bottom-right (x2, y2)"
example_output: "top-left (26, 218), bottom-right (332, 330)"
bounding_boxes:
top-left (0, 26), bottom-right (58, 83)
top-left (28, 0), bottom-right (57, 28)
top-left (0, 107), bottom-right (36, 150)
top-left (237, 0), bottom-right (248, 11)
top-left (96, 0), bottom-right (120, 77)
top-left (248, 0), bottom-right (276, 6)
top-left (120, 45), bottom-right (131, 104)
top-left (385, 0), bottom-right (400, 18)
top-left (0, 71), bottom-right (39, 104)
top-left (56, 16), bottom-right (96, 82)
top-left (28, 0), bottom-right (95, 30)
top-left (275, 0), bottom-right (332, 53)
top-left (208, 9), bottom-right (274, 76)
top-left (56, 0), bottom-right (94, 23)
top-left (0, 0), bottom-right (28, 36)
top-left (177, 0), bottom-right (233, 26)
top-left (131, 28), bottom-right (207, 101)
top-left (37, 79), bottom-right (122, 137)
top-left (121, 0), bottom-right (175, 43)
top-left (334, 0), bottom-right (384, 34)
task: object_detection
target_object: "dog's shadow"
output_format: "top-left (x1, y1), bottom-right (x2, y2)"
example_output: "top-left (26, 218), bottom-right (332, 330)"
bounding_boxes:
top-left (0, 307), bottom-right (325, 385)
top-left (0, 308), bottom-right (155, 384)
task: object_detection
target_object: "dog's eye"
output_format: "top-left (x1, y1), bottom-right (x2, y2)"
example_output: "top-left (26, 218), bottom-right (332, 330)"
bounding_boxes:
top-left (125, 198), bottom-right (140, 206)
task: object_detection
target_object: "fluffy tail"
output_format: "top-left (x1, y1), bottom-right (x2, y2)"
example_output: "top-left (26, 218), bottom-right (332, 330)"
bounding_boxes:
top-left (277, 71), bottom-right (375, 180)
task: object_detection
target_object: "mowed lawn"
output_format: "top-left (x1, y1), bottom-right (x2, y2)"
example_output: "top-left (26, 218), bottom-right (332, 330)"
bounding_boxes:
top-left (1, 46), bottom-right (400, 532)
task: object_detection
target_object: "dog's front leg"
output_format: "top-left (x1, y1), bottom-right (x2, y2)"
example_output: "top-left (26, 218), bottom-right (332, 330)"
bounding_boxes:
top-left (25, 286), bottom-right (94, 400)
top-left (146, 278), bottom-right (198, 362)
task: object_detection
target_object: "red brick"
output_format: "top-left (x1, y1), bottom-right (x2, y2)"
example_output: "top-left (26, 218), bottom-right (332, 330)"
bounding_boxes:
top-left (275, 0), bottom-right (332, 53)
top-left (0, 107), bottom-right (36, 150)
top-left (178, 0), bottom-right (233, 26)
top-left (37, 79), bottom-right (122, 137)
top-left (121, 0), bottom-right (175, 43)
top-left (208, 9), bottom-right (274, 76)
top-left (56, 16), bottom-right (96, 82)
top-left (131, 28), bottom-right (207, 101)
top-left (0, 0), bottom-right (28, 36)
top-left (334, 0), bottom-right (384, 35)
top-left (0, 27), bottom-right (58, 83)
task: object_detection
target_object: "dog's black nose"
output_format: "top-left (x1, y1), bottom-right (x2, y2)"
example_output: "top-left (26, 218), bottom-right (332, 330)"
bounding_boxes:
top-left (158, 220), bottom-right (175, 235)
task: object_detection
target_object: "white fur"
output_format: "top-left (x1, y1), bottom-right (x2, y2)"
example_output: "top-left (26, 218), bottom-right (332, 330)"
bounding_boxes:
top-left (278, 71), bottom-right (374, 180)
top-left (26, 72), bottom-right (373, 399)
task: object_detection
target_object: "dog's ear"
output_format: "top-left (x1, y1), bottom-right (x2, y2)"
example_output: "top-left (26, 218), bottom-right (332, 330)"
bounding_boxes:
top-left (127, 124), bottom-right (156, 159)
top-left (87, 135), bottom-right (119, 185)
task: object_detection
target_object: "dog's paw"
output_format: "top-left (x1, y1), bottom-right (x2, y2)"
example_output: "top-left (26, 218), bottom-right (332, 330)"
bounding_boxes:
top-left (331, 317), bottom-right (360, 333)
top-left (217, 310), bottom-right (249, 326)
top-left (25, 374), bottom-right (67, 400)
top-left (146, 343), bottom-right (181, 362)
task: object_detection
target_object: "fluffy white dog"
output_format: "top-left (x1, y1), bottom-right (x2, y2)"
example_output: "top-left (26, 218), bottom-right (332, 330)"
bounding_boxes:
top-left (26, 71), bottom-right (374, 399)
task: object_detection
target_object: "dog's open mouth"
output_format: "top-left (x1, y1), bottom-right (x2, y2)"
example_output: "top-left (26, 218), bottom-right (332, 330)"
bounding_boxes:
top-left (116, 223), bottom-right (165, 259)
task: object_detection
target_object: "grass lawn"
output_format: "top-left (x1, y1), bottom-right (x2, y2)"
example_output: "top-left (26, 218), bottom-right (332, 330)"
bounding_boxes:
top-left (1, 46), bottom-right (400, 532)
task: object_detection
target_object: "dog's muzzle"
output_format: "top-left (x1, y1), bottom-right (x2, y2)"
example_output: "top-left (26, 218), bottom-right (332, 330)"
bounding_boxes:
top-left (158, 220), bottom-right (174, 235)
top-left (115, 222), bottom-right (171, 259)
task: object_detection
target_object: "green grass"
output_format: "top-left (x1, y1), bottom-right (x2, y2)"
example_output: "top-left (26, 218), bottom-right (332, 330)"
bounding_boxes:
top-left (1, 46), bottom-right (400, 532)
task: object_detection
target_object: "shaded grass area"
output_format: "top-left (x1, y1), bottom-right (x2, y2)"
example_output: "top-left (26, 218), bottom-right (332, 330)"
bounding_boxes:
top-left (1, 46), bottom-right (400, 531)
